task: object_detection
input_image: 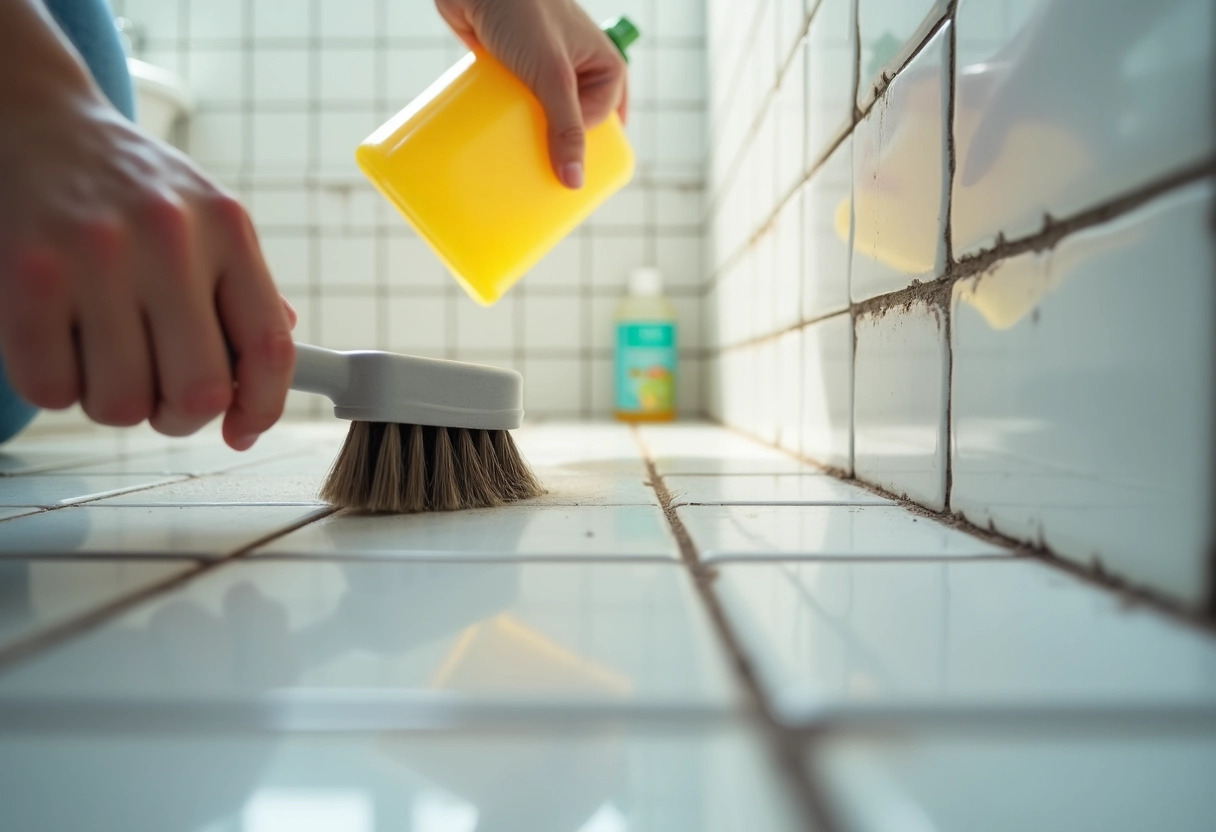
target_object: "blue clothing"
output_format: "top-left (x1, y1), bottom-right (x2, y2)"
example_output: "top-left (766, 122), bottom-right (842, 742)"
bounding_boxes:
top-left (0, 0), bottom-right (134, 443)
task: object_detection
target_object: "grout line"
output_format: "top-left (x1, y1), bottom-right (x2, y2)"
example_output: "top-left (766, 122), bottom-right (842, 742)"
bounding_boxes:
top-left (0, 507), bottom-right (336, 675)
top-left (704, 416), bottom-right (1216, 637)
top-left (631, 425), bottom-right (845, 832)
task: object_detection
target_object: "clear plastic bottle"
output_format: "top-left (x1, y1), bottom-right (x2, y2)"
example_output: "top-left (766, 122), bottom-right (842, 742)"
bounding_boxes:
top-left (614, 267), bottom-right (677, 422)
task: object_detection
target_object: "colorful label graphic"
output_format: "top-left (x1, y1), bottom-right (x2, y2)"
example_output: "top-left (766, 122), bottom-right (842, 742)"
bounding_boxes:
top-left (615, 322), bottom-right (677, 414)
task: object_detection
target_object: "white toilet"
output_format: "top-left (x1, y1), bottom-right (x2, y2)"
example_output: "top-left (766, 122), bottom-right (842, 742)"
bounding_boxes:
top-left (127, 57), bottom-right (193, 143)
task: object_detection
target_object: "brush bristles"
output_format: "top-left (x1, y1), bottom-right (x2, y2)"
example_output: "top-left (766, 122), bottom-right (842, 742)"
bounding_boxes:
top-left (320, 422), bottom-right (545, 514)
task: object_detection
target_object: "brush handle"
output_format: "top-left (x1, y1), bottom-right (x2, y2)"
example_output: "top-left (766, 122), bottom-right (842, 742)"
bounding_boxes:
top-left (291, 342), bottom-right (350, 401)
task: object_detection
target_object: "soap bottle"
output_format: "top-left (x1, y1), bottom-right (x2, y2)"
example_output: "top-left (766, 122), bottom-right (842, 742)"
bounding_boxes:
top-left (615, 267), bottom-right (677, 422)
top-left (356, 17), bottom-right (639, 307)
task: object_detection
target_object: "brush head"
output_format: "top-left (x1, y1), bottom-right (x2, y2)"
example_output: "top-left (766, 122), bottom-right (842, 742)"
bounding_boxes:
top-left (320, 422), bottom-right (545, 514)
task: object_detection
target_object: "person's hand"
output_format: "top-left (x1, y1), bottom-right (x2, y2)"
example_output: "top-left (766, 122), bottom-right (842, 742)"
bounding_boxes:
top-left (436, 0), bottom-right (629, 189)
top-left (0, 2), bottom-right (295, 451)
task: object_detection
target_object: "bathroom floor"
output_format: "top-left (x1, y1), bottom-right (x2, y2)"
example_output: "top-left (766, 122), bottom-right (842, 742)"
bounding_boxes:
top-left (0, 420), bottom-right (1214, 831)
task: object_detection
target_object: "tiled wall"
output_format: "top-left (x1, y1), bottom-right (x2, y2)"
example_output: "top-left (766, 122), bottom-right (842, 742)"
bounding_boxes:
top-left (704, 0), bottom-right (1216, 609)
top-left (108, 0), bottom-right (707, 418)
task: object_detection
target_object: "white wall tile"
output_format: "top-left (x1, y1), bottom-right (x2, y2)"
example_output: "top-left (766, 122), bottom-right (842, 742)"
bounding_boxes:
top-left (317, 109), bottom-right (379, 172)
top-left (591, 185), bottom-right (646, 228)
top-left (752, 232), bottom-right (777, 340)
top-left (384, 46), bottom-right (452, 107)
top-left (248, 186), bottom-right (312, 228)
top-left (523, 358), bottom-right (583, 414)
top-left (774, 42), bottom-right (807, 199)
top-left (801, 313), bottom-right (853, 472)
top-left (590, 234), bottom-right (647, 287)
top-left (952, 0), bottom-right (1216, 257)
top-left (251, 111), bottom-right (310, 168)
top-left (260, 235), bottom-right (311, 290)
top-left (656, 234), bottom-right (704, 290)
top-left (754, 341), bottom-right (779, 444)
top-left (185, 48), bottom-right (245, 105)
top-left (776, 329), bottom-right (802, 455)
top-left (319, 48), bottom-right (377, 105)
top-left (526, 236), bottom-right (584, 287)
top-left (656, 47), bottom-right (706, 103)
top-left (386, 236), bottom-right (448, 288)
top-left (318, 234), bottom-right (376, 287)
top-left (457, 296), bottom-right (516, 352)
top-left (776, 0), bottom-right (809, 64)
top-left (856, 0), bottom-right (949, 109)
top-left (251, 0), bottom-right (311, 40)
top-left (803, 136), bottom-right (853, 319)
top-left (951, 182), bottom-right (1216, 608)
top-left (854, 301), bottom-right (948, 509)
top-left (774, 194), bottom-right (802, 332)
top-left (850, 24), bottom-right (949, 302)
top-left (385, 0), bottom-right (453, 39)
top-left (805, 0), bottom-right (857, 166)
top-left (253, 49), bottom-right (310, 103)
top-left (317, 0), bottom-right (376, 40)
top-left (523, 295), bottom-right (582, 351)
top-left (187, 112), bottom-right (245, 170)
top-left (655, 110), bottom-right (708, 173)
top-left (655, 0), bottom-right (707, 39)
top-left (386, 296), bottom-right (446, 356)
top-left (188, 0), bottom-right (243, 41)
top-left (656, 187), bottom-right (703, 228)
top-left (318, 294), bottom-right (378, 350)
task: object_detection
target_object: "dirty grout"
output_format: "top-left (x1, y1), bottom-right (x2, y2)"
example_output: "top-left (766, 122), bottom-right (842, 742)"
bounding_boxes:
top-left (631, 425), bottom-right (846, 832)
top-left (0, 507), bottom-right (336, 675)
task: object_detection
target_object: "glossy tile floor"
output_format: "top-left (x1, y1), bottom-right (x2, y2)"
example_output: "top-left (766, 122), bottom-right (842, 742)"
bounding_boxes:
top-left (1, 420), bottom-right (1214, 831)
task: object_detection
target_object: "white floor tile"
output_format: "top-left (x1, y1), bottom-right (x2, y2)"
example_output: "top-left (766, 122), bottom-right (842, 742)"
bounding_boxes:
top-left (679, 505), bottom-right (1006, 562)
top-left (814, 729), bottom-right (1216, 832)
top-left (667, 475), bottom-right (894, 507)
top-left (0, 560), bottom-right (739, 710)
top-left (717, 560), bottom-right (1216, 721)
top-left (641, 423), bottom-right (820, 475)
top-left (257, 505), bottom-right (678, 561)
top-left (520, 470), bottom-right (659, 506)
top-left (0, 475), bottom-right (184, 507)
top-left (96, 475), bottom-right (326, 506)
top-left (0, 506), bottom-right (329, 560)
top-left (0, 560), bottom-right (192, 650)
top-left (0, 727), bottom-right (804, 832)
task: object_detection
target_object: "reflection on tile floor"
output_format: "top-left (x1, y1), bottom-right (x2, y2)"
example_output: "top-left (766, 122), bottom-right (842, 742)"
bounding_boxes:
top-left (0, 560), bottom-right (737, 709)
top-left (0, 420), bottom-right (1211, 829)
top-left (0, 726), bottom-right (806, 832)
top-left (678, 504), bottom-right (1007, 562)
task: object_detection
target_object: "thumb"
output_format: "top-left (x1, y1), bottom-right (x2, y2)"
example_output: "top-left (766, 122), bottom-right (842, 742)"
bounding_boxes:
top-left (533, 62), bottom-right (586, 189)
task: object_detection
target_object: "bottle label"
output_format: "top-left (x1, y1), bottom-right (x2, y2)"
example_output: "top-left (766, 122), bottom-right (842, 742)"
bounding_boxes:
top-left (616, 322), bottom-right (677, 414)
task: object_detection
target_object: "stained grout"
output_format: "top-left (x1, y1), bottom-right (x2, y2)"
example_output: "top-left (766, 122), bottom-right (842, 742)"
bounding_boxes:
top-left (0, 506), bottom-right (337, 674)
top-left (632, 424), bottom-right (845, 832)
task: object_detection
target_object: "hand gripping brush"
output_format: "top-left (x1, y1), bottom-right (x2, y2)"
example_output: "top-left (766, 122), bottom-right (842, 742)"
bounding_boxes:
top-left (291, 343), bottom-right (544, 513)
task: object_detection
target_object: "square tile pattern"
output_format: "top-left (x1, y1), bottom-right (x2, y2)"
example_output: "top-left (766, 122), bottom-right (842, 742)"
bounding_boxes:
top-left (0, 421), bottom-right (1211, 828)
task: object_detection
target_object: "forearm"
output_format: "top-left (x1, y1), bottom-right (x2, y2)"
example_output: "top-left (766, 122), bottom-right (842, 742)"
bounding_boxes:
top-left (0, 0), bottom-right (97, 107)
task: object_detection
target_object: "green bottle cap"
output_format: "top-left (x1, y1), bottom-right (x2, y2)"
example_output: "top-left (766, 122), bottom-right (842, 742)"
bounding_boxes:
top-left (603, 16), bottom-right (640, 61)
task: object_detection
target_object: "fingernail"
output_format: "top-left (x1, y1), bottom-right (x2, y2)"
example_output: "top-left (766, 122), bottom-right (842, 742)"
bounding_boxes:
top-left (233, 433), bottom-right (259, 451)
top-left (562, 162), bottom-right (584, 189)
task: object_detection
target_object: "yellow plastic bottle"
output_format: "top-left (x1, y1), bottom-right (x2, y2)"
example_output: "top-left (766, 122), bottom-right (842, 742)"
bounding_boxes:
top-left (356, 17), bottom-right (639, 307)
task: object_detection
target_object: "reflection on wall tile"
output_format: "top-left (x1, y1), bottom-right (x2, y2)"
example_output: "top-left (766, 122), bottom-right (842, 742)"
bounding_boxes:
top-left (776, 329), bottom-right (802, 456)
top-left (952, 0), bottom-right (1216, 257)
top-left (854, 302), bottom-right (948, 509)
top-left (803, 136), bottom-right (853, 320)
top-left (850, 24), bottom-right (950, 302)
top-left (775, 42), bottom-right (807, 200)
top-left (951, 183), bottom-right (1215, 607)
top-left (806, 0), bottom-right (857, 167)
top-left (856, 0), bottom-right (948, 110)
top-left (801, 313), bottom-right (853, 472)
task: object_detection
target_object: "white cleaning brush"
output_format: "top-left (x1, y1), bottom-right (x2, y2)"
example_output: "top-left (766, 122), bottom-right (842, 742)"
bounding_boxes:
top-left (291, 343), bottom-right (544, 513)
